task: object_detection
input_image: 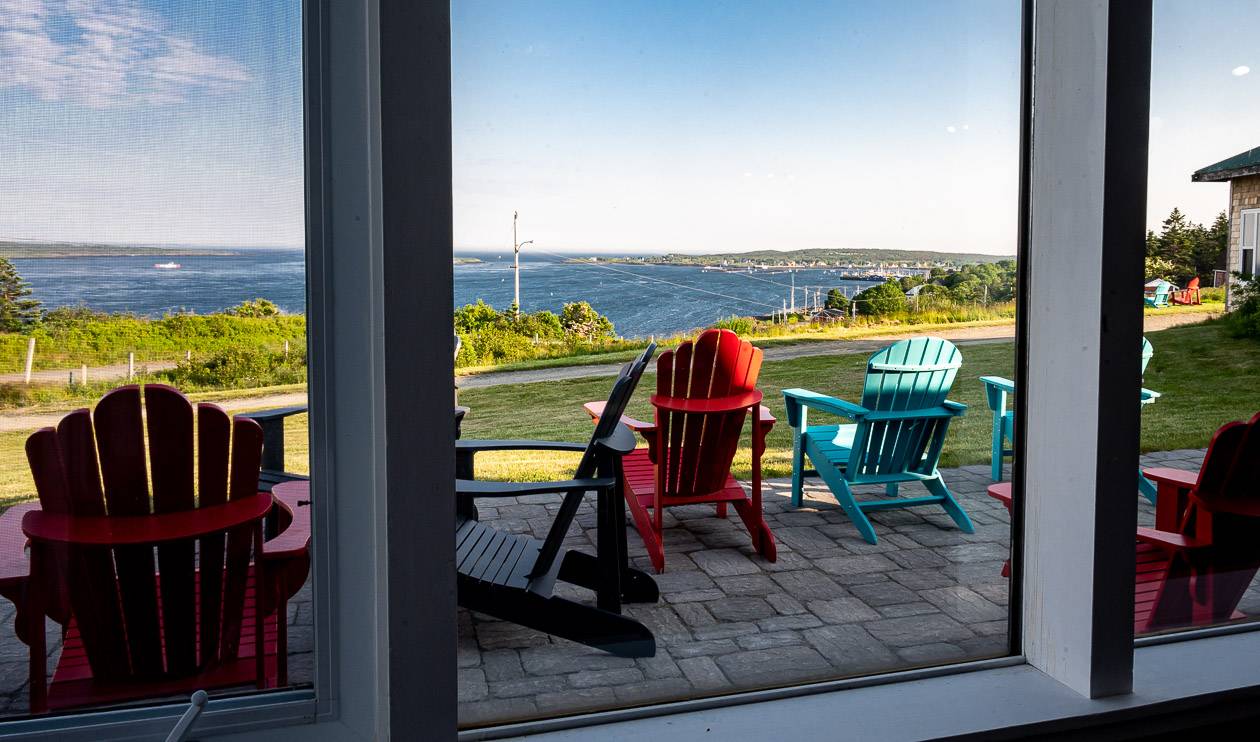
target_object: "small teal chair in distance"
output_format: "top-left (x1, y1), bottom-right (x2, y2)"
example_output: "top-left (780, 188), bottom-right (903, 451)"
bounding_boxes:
top-left (980, 337), bottom-right (1160, 502)
top-left (783, 337), bottom-right (974, 544)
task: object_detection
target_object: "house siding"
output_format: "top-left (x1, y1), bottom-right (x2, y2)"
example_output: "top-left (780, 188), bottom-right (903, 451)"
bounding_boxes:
top-left (1228, 174), bottom-right (1260, 308)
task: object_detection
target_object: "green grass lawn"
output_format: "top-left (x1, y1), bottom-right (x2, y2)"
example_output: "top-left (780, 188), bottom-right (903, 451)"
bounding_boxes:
top-left (455, 320), bottom-right (1255, 482)
top-left (0, 320), bottom-right (1250, 506)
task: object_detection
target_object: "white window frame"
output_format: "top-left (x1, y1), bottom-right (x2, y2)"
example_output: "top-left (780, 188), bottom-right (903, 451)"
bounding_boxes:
top-left (10, 1), bottom-right (1260, 741)
top-left (1240, 208), bottom-right (1258, 277)
top-left (0, 1), bottom-right (458, 739)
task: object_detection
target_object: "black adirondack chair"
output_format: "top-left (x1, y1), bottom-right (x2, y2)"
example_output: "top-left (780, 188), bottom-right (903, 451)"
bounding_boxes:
top-left (455, 344), bottom-right (659, 657)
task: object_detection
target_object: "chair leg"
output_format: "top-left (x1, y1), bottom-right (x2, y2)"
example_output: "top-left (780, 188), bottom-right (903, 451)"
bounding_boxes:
top-left (460, 579), bottom-right (656, 658)
top-left (791, 431), bottom-right (806, 508)
top-left (884, 483), bottom-right (899, 497)
top-left (1137, 468), bottom-right (1158, 505)
top-left (558, 551), bottom-right (659, 604)
top-left (732, 500), bottom-right (777, 562)
top-left (812, 462), bottom-right (879, 544)
top-left (991, 425), bottom-right (1004, 483)
top-left (923, 476), bottom-right (975, 534)
top-left (716, 501), bottom-right (727, 519)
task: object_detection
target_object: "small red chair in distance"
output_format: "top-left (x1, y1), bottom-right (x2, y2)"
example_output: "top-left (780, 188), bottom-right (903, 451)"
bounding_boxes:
top-left (989, 411), bottom-right (1260, 633)
top-left (0, 385), bottom-right (310, 713)
top-left (586, 329), bottom-right (776, 573)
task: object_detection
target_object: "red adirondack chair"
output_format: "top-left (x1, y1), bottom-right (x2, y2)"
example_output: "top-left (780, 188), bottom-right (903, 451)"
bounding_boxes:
top-left (584, 329), bottom-right (776, 573)
top-left (0, 385), bottom-right (311, 713)
top-left (1170, 276), bottom-right (1202, 305)
top-left (989, 411), bottom-right (1260, 634)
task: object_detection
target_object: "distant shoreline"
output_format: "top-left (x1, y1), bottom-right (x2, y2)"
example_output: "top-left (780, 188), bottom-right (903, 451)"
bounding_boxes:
top-left (0, 241), bottom-right (298, 259)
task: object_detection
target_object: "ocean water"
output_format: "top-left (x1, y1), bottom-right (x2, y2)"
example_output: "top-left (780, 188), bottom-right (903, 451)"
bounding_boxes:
top-left (12, 249), bottom-right (877, 338)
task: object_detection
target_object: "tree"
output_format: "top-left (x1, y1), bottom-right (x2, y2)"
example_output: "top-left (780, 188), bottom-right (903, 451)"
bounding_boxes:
top-left (0, 258), bottom-right (40, 331)
top-left (454, 299), bottom-right (502, 334)
top-left (559, 301), bottom-right (615, 341)
top-left (825, 288), bottom-right (850, 313)
top-left (1144, 207), bottom-right (1227, 283)
top-left (226, 298), bottom-right (280, 317)
top-left (854, 281), bottom-right (908, 317)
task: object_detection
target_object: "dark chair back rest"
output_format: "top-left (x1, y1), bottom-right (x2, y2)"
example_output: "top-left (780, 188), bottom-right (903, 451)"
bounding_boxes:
top-left (654, 329), bottom-right (762, 497)
top-left (25, 385), bottom-right (263, 683)
top-left (532, 344), bottom-right (655, 579)
top-left (1151, 412), bottom-right (1260, 628)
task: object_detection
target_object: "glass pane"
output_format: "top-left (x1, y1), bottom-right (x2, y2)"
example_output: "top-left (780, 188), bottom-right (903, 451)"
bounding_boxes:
top-left (1244, 248), bottom-right (1255, 277)
top-left (1243, 212), bottom-right (1257, 249)
top-left (452, 0), bottom-right (1020, 727)
top-left (0, 0), bottom-right (312, 718)
top-left (1138, 0), bottom-right (1260, 640)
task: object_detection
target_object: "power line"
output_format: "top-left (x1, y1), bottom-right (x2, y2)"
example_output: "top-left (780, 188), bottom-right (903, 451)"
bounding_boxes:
top-left (536, 250), bottom-right (784, 312)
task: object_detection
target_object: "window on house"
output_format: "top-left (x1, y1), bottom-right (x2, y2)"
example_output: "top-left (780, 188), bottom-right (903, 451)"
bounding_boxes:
top-left (452, 0), bottom-right (1021, 728)
top-left (0, 0), bottom-right (314, 725)
top-left (1242, 210), bottom-right (1257, 277)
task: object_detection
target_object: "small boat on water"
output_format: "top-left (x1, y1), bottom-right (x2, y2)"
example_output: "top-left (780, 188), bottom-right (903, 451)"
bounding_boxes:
top-left (153, 262), bottom-right (181, 270)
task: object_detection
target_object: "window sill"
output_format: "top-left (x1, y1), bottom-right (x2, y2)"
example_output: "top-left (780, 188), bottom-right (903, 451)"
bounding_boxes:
top-left (0, 690), bottom-right (318, 742)
top-left (475, 629), bottom-right (1260, 741)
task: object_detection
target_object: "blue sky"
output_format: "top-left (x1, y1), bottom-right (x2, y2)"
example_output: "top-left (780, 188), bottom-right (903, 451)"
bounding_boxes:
top-left (1, 1), bottom-right (1256, 254)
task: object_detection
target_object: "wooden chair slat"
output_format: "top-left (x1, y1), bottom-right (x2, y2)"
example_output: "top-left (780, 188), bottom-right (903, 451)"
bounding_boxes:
top-left (144, 386), bottom-right (198, 675)
top-left (675, 330), bottom-right (720, 494)
top-left (197, 403), bottom-right (232, 664)
top-left (57, 410), bottom-right (104, 516)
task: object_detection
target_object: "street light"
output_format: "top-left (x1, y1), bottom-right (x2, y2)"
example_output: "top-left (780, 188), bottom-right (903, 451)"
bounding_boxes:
top-left (513, 211), bottom-right (533, 317)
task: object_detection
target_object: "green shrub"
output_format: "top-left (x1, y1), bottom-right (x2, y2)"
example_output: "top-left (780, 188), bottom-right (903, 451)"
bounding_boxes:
top-left (1226, 276), bottom-right (1260, 340)
top-left (855, 281), bottom-right (909, 317)
top-left (161, 348), bottom-right (307, 389)
top-left (559, 301), bottom-right (615, 341)
top-left (1199, 286), bottom-right (1226, 303)
top-left (225, 298), bottom-right (281, 317)
top-left (712, 315), bottom-right (755, 335)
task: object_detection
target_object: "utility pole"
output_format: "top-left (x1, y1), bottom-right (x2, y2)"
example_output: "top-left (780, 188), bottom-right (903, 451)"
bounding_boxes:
top-left (790, 272), bottom-right (795, 312)
top-left (513, 211), bottom-right (534, 318)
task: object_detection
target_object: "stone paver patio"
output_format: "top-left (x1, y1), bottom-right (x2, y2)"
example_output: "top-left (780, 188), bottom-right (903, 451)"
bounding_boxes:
top-left (0, 449), bottom-right (1252, 723)
top-left (456, 448), bottom-right (1260, 727)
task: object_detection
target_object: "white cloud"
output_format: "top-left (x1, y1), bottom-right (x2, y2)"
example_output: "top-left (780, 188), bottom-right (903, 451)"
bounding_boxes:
top-left (1233, 65), bottom-right (1251, 77)
top-left (0, 0), bottom-right (251, 108)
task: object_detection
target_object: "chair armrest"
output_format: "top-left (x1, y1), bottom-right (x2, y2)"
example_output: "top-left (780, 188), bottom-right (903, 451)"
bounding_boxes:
top-left (979, 376), bottom-right (1016, 393)
top-left (1143, 467), bottom-right (1197, 489)
top-left (977, 375), bottom-right (1018, 393)
top-left (583, 401), bottom-right (654, 432)
top-left (263, 489), bottom-right (311, 561)
top-left (1136, 527), bottom-right (1209, 551)
top-left (457, 477), bottom-right (617, 498)
top-left (457, 439), bottom-right (588, 454)
top-left (236, 405), bottom-right (309, 423)
top-left (650, 390), bottom-right (763, 414)
top-left (758, 405), bottom-right (776, 426)
top-left (782, 388), bottom-right (868, 421)
top-left (1140, 388), bottom-right (1160, 404)
top-left (0, 503), bottom-right (37, 588)
top-left (22, 493), bottom-right (273, 546)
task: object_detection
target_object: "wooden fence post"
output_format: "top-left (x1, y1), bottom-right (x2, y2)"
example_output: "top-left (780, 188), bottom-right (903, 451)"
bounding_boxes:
top-left (23, 338), bottom-right (34, 384)
top-left (81, 364), bottom-right (88, 386)
top-left (128, 352), bottom-right (135, 380)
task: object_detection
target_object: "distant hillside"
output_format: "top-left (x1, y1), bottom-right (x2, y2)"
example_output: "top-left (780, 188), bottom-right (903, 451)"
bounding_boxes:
top-left (0, 240), bottom-right (241, 259)
top-left (619, 248), bottom-right (1012, 267)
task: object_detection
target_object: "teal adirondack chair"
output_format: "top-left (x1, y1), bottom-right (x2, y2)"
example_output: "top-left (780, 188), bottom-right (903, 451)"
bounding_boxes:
top-left (783, 337), bottom-right (974, 544)
top-left (1144, 281), bottom-right (1172, 308)
top-left (980, 337), bottom-right (1160, 502)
